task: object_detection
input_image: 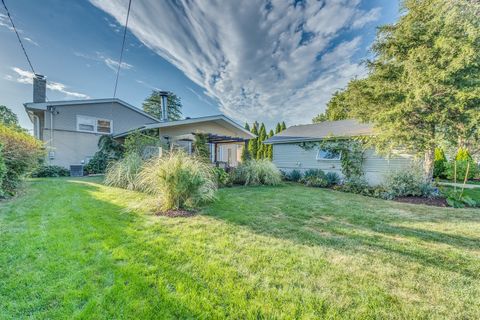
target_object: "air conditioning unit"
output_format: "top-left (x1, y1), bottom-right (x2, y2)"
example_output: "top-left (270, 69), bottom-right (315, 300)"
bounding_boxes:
top-left (70, 165), bottom-right (84, 177)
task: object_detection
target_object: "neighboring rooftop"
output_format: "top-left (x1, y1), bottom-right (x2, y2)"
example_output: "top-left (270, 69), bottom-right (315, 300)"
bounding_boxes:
top-left (264, 119), bottom-right (374, 144)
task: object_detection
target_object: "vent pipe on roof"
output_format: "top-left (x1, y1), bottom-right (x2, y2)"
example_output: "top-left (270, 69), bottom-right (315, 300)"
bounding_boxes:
top-left (33, 74), bottom-right (46, 103)
top-left (159, 91), bottom-right (169, 121)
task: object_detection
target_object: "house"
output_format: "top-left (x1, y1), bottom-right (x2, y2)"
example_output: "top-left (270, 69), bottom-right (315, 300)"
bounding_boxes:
top-left (264, 119), bottom-right (415, 185)
top-left (24, 74), bottom-right (254, 169)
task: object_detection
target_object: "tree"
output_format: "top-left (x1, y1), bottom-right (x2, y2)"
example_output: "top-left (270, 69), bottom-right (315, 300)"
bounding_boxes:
top-left (244, 122), bottom-right (250, 131)
top-left (248, 122), bottom-right (259, 160)
top-left (257, 123), bottom-right (267, 159)
top-left (0, 105), bottom-right (24, 131)
top-left (142, 91), bottom-right (182, 121)
top-left (326, 0), bottom-right (480, 181)
top-left (312, 91), bottom-right (350, 123)
top-left (281, 121), bottom-right (287, 131)
top-left (267, 129), bottom-right (274, 160)
top-left (275, 123), bottom-right (282, 134)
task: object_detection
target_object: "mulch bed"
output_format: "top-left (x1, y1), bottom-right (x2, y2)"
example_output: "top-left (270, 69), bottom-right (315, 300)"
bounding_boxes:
top-left (394, 197), bottom-right (448, 207)
top-left (157, 210), bottom-right (197, 217)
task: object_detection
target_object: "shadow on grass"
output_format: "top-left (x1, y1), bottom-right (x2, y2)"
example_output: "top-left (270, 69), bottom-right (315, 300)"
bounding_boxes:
top-left (202, 185), bottom-right (480, 279)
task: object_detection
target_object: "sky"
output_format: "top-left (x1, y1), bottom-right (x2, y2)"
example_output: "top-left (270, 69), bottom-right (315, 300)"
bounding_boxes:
top-left (0, 0), bottom-right (399, 132)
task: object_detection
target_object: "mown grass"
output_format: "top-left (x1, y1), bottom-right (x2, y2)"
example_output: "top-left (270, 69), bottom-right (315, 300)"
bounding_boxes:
top-left (0, 177), bottom-right (479, 319)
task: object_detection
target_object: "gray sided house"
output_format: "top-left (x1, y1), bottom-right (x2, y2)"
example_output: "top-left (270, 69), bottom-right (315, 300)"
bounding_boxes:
top-left (24, 75), bottom-right (255, 169)
top-left (264, 120), bottom-right (415, 185)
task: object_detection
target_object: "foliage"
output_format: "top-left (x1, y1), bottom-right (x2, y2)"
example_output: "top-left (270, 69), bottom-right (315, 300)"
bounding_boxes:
top-left (340, 176), bottom-right (371, 196)
top-left (0, 144), bottom-right (6, 197)
top-left (433, 148), bottom-right (448, 179)
top-left (31, 165), bottom-right (69, 178)
top-left (382, 168), bottom-right (437, 199)
top-left (193, 133), bottom-right (210, 161)
top-left (142, 90), bottom-right (182, 121)
top-left (445, 160), bottom-right (477, 181)
top-left (455, 148), bottom-right (472, 161)
top-left (300, 169), bottom-right (328, 188)
top-left (137, 151), bottom-right (216, 212)
top-left (246, 121), bottom-right (285, 160)
top-left (104, 153), bottom-right (144, 190)
top-left (0, 124), bottom-right (44, 195)
top-left (84, 135), bottom-right (124, 174)
top-left (299, 139), bottom-right (364, 179)
top-left (325, 172), bottom-right (341, 186)
top-left (212, 167), bottom-right (231, 187)
top-left (287, 169), bottom-right (302, 182)
top-left (321, 0), bottom-right (480, 180)
top-left (232, 159), bottom-right (282, 186)
top-left (124, 130), bottom-right (162, 158)
top-left (0, 105), bottom-right (24, 132)
top-left (441, 187), bottom-right (477, 208)
top-left (312, 91), bottom-right (350, 123)
top-left (241, 145), bottom-right (251, 162)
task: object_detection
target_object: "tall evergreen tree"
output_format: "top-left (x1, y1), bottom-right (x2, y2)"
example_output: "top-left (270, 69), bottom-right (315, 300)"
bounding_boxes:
top-left (142, 90), bottom-right (183, 121)
top-left (248, 122), bottom-right (259, 160)
top-left (281, 121), bottom-right (287, 131)
top-left (257, 123), bottom-right (267, 159)
top-left (275, 122), bottom-right (282, 134)
top-left (267, 129), bottom-right (274, 160)
top-left (244, 122), bottom-right (250, 131)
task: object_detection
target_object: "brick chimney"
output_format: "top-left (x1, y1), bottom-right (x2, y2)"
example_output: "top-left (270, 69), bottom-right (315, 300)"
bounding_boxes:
top-left (33, 74), bottom-right (46, 103)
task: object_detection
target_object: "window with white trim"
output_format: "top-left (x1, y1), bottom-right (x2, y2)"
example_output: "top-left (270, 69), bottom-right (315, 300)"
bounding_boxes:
top-left (316, 148), bottom-right (341, 160)
top-left (77, 115), bottom-right (112, 134)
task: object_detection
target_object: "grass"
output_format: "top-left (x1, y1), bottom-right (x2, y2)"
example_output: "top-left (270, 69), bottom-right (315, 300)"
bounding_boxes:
top-left (0, 177), bottom-right (479, 319)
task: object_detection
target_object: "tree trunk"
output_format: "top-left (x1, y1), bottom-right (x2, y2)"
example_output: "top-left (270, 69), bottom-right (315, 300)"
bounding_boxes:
top-left (424, 147), bottom-right (435, 182)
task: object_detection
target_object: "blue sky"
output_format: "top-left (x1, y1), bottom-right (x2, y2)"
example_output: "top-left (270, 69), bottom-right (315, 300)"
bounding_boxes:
top-left (0, 0), bottom-right (398, 131)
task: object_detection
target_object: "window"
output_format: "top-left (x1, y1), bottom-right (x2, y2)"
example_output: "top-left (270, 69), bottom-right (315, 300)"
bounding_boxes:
top-left (316, 148), bottom-right (341, 160)
top-left (77, 115), bottom-right (112, 134)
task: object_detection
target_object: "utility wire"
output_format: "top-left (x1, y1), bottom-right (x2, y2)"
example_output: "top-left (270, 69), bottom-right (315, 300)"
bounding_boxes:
top-left (1, 0), bottom-right (36, 74)
top-left (113, 0), bottom-right (133, 99)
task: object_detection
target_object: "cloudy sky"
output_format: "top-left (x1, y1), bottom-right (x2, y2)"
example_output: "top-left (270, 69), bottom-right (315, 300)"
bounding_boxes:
top-left (0, 0), bottom-right (398, 131)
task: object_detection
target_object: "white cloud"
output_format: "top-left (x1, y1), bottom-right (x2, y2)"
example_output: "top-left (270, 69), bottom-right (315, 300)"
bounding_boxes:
top-left (0, 13), bottom-right (15, 32)
top-left (91, 0), bottom-right (380, 125)
top-left (74, 51), bottom-right (133, 72)
top-left (23, 37), bottom-right (39, 46)
top-left (7, 67), bottom-right (90, 99)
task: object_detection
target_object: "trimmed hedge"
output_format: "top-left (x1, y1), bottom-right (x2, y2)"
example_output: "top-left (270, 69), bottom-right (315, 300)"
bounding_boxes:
top-left (31, 165), bottom-right (69, 178)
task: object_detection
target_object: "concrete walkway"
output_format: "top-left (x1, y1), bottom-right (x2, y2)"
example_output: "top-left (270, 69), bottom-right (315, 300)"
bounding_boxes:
top-left (438, 181), bottom-right (480, 189)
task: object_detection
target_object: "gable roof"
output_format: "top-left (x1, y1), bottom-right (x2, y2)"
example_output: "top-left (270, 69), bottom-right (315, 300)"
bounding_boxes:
top-left (24, 98), bottom-right (161, 123)
top-left (114, 114), bottom-right (256, 139)
top-left (264, 119), bottom-right (374, 144)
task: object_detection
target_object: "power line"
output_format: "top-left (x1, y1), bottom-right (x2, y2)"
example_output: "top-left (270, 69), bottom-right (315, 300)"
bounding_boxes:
top-left (1, 0), bottom-right (36, 74)
top-left (113, 0), bottom-right (133, 99)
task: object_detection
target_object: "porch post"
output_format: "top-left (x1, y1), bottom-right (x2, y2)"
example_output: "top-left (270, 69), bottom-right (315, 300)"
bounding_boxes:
top-left (214, 143), bottom-right (218, 163)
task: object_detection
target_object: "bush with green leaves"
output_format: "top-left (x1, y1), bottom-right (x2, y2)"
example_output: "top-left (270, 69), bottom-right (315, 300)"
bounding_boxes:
top-left (31, 165), bottom-right (69, 178)
top-left (84, 135), bottom-right (124, 174)
top-left (232, 159), bottom-right (282, 186)
top-left (124, 130), bottom-right (162, 158)
top-left (212, 167), bottom-right (231, 187)
top-left (382, 168), bottom-right (436, 199)
top-left (287, 169), bottom-right (302, 182)
top-left (433, 148), bottom-right (447, 179)
top-left (104, 153), bottom-right (144, 190)
top-left (137, 151), bottom-right (216, 212)
top-left (340, 176), bottom-right (371, 196)
top-left (441, 187), bottom-right (477, 208)
top-left (0, 144), bottom-right (6, 197)
top-left (301, 169), bottom-right (329, 187)
top-left (325, 172), bottom-right (341, 186)
top-left (0, 124), bottom-right (44, 196)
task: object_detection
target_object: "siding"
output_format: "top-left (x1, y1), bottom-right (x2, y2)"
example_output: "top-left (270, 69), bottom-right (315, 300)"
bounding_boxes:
top-left (272, 143), bottom-right (414, 185)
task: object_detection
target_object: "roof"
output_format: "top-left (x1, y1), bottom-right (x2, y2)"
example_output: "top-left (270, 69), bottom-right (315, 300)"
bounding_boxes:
top-left (264, 119), bottom-right (374, 144)
top-left (23, 98), bottom-right (161, 123)
top-left (113, 114), bottom-right (256, 139)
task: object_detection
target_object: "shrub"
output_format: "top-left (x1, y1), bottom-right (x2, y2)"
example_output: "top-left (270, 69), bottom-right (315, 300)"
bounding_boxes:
top-left (301, 169), bottom-right (329, 187)
top-left (84, 135), bottom-right (124, 174)
top-left (0, 144), bottom-right (6, 197)
top-left (104, 153), bottom-right (144, 190)
top-left (433, 148), bottom-right (447, 179)
top-left (445, 160), bottom-right (477, 181)
top-left (137, 151), bottom-right (216, 212)
top-left (288, 169), bottom-right (302, 182)
top-left (31, 165), bottom-right (69, 178)
top-left (0, 124), bottom-right (44, 196)
top-left (341, 176), bottom-right (371, 195)
top-left (212, 167), bottom-right (231, 187)
top-left (232, 159), bottom-right (282, 186)
top-left (124, 130), bottom-right (161, 158)
top-left (383, 168), bottom-right (436, 199)
top-left (325, 172), bottom-right (341, 186)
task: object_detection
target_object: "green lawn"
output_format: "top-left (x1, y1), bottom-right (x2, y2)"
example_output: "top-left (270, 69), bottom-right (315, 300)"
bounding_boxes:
top-left (1, 177), bottom-right (479, 319)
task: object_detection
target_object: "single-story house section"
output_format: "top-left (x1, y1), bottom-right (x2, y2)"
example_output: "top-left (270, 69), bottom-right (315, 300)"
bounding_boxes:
top-left (114, 115), bottom-right (255, 167)
top-left (24, 74), bottom-right (254, 169)
top-left (264, 119), bottom-right (415, 185)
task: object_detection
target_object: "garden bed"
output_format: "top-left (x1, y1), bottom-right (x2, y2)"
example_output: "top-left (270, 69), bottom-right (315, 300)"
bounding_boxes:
top-left (394, 196), bottom-right (448, 207)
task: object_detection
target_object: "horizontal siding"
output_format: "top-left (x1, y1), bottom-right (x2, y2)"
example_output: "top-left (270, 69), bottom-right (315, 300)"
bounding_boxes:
top-left (272, 143), bottom-right (414, 185)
